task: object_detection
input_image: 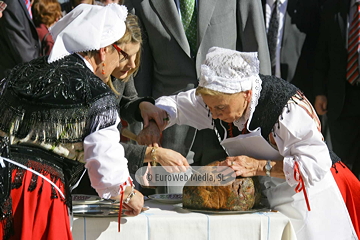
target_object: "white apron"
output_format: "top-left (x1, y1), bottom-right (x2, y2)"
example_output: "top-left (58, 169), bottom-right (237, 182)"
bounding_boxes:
top-left (220, 128), bottom-right (358, 240)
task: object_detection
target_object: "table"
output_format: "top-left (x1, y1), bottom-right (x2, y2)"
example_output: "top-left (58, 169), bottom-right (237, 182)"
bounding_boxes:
top-left (72, 200), bottom-right (297, 240)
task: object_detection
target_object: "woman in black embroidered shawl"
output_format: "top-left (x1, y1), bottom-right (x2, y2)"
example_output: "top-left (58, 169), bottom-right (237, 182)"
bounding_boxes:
top-left (0, 4), bottom-right (167, 240)
top-left (72, 13), bottom-right (190, 196)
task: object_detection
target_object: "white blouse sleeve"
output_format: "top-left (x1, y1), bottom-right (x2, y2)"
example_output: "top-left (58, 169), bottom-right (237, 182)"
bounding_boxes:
top-left (155, 89), bottom-right (213, 130)
top-left (273, 102), bottom-right (331, 187)
top-left (83, 115), bottom-right (132, 199)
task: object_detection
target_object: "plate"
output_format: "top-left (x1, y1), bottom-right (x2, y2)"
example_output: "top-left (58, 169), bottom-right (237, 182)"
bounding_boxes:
top-left (174, 203), bottom-right (267, 215)
top-left (148, 194), bottom-right (182, 204)
top-left (73, 204), bottom-right (150, 217)
top-left (72, 194), bottom-right (102, 205)
top-left (73, 204), bottom-right (120, 217)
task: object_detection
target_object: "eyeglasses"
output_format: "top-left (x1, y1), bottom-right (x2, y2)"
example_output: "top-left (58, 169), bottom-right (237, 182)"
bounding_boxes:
top-left (112, 44), bottom-right (129, 62)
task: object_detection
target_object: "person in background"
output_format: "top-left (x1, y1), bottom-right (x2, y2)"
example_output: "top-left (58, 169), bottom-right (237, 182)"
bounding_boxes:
top-left (313, 0), bottom-right (360, 180)
top-left (61, 0), bottom-right (94, 15)
top-left (109, 14), bottom-right (189, 174)
top-left (152, 47), bottom-right (359, 240)
top-left (0, 0), bottom-right (40, 80)
top-left (262, 0), bottom-right (322, 104)
top-left (0, 4), bottom-right (146, 240)
top-left (32, 0), bottom-right (62, 56)
top-left (124, 1), bottom-right (271, 190)
top-left (262, 0), bottom-right (333, 151)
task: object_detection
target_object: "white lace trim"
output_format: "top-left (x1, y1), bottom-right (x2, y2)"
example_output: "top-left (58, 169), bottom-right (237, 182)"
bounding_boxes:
top-left (199, 48), bottom-right (259, 94)
top-left (198, 47), bottom-right (262, 131)
top-left (233, 74), bottom-right (262, 132)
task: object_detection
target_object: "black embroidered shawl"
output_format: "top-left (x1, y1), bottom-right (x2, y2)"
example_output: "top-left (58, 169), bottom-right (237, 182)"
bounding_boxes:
top-left (0, 54), bottom-right (118, 143)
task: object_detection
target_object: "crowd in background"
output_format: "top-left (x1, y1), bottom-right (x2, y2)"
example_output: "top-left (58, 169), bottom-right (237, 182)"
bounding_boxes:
top-left (0, 0), bottom-right (358, 182)
top-left (0, 0), bottom-right (359, 239)
top-left (0, 0), bottom-right (358, 188)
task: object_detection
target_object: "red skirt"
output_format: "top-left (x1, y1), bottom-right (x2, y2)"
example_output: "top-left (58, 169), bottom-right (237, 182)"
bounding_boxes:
top-left (331, 161), bottom-right (360, 238)
top-left (0, 167), bottom-right (73, 240)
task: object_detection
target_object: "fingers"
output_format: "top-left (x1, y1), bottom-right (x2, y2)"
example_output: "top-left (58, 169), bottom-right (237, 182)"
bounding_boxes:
top-left (156, 147), bottom-right (190, 173)
top-left (123, 190), bottom-right (144, 216)
top-left (314, 95), bottom-right (328, 115)
top-left (139, 102), bottom-right (169, 131)
top-left (181, 158), bottom-right (190, 167)
top-left (152, 114), bottom-right (169, 131)
top-left (224, 157), bottom-right (236, 167)
top-left (137, 122), bottom-right (161, 145)
top-left (123, 207), bottom-right (141, 216)
top-left (142, 115), bottom-right (150, 129)
top-left (163, 165), bottom-right (182, 173)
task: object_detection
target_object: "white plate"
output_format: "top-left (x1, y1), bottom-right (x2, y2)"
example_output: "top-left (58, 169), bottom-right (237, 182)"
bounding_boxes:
top-left (72, 194), bottom-right (102, 205)
top-left (148, 193), bottom-right (182, 204)
top-left (174, 203), bottom-right (267, 215)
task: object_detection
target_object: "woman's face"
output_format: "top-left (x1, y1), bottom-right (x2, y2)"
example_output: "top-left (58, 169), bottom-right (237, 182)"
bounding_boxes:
top-left (111, 42), bottom-right (140, 80)
top-left (96, 44), bottom-right (122, 83)
top-left (201, 91), bottom-right (251, 123)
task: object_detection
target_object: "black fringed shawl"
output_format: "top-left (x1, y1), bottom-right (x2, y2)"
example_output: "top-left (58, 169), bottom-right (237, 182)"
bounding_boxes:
top-left (214, 74), bottom-right (299, 141)
top-left (0, 54), bottom-right (119, 240)
top-left (0, 54), bottom-right (119, 142)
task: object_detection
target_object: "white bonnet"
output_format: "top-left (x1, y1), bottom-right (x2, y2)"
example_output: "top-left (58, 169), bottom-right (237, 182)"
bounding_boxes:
top-left (48, 3), bottom-right (128, 63)
top-left (199, 47), bottom-right (260, 93)
top-left (199, 47), bottom-right (263, 132)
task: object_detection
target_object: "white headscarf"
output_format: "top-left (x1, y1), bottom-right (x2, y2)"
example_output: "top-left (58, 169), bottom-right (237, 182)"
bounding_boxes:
top-left (48, 3), bottom-right (128, 63)
top-left (199, 47), bottom-right (263, 131)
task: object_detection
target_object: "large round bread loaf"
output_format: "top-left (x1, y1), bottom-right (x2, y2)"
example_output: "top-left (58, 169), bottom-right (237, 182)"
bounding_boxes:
top-left (183, 161), bottom-right (261, 211)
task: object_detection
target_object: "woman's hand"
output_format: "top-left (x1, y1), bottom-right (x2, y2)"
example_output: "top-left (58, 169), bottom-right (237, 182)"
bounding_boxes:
top-left (122, 189), bottom-right (144, 216)
top-left (154, 147), bottom-right (190, 173)
top-left (136, 121), bottom-right (161, 146)
top-left (221, 156), bottom-right (285, 179)
top-left (220, 156), bottom-right (260, 177)
top-left (139, 101), bottom-right (169, 131)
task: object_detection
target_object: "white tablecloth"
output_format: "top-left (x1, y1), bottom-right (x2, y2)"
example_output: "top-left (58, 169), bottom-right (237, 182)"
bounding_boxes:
top-left (72, 200), bottom-right (297, 240)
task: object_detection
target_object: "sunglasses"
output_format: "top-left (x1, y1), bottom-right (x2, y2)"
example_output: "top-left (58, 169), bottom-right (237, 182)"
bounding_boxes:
top-left (112, 44), bottom-right (129, 62)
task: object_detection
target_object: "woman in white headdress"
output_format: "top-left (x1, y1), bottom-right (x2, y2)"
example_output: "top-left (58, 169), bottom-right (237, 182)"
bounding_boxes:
top-left (72, 13), bottom-right (190, 196)
top-left (0, 4), bottom-right (164, 240)
top-left (154, 47), bottom-right (359, 240)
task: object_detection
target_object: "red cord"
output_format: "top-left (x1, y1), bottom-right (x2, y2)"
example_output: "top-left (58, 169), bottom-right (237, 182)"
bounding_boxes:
top-left (228, 123), bottom-right (233, 138)
top-left (241, 120), bottom-right (249, 134)
top-left (294, 161), bottom-right (311, 211)
top-left (118, 185), bottom-right (124, 232)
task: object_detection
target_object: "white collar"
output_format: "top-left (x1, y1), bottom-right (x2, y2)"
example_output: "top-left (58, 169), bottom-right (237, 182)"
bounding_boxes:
top-left (267, 0), bottom-right (287, 7)
top-left (75, 53), bottom-right (94, 73)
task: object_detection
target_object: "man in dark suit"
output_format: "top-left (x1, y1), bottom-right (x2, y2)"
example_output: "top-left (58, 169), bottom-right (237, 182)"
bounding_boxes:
top-left (262, 0), bottom-right (322, 104)
top-left (124, 0), bottom-right (271, 171)
top-left (313, 0), bottom-right (360, 179)
top-left (0, 0), bottom-right (40, 80)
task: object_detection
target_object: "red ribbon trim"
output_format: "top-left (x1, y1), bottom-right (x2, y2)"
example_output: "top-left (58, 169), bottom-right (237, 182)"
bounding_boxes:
top-left (118, 185), bottom-right (124, 232)
top-left (118, 177), bottom-right (133, 232)
top-left (294, 161), bottom-right (311, 211)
